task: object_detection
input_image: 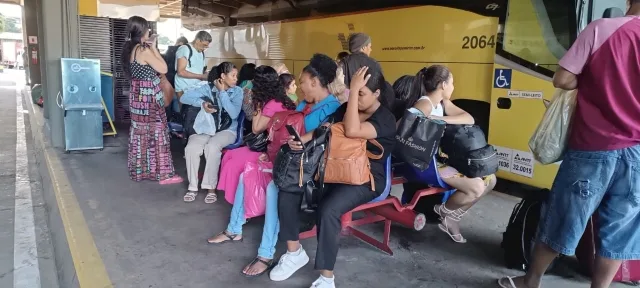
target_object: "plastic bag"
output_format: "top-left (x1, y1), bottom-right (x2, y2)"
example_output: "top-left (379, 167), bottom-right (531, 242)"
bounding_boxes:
top-left (243, 161), bottom-right (273, 219)
top-left (529, 88), bottom-right (577, 165)
top-left (193, 108), bottom-right (217, 136)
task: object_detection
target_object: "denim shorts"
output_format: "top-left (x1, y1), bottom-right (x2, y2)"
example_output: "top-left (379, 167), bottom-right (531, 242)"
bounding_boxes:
top-left (537, 144), bottom-right (640, 260)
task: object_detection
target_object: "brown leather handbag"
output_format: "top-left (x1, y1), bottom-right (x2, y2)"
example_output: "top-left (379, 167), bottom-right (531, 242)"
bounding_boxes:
top-left (321, 122), bottom-right (384, 191)
top-left (159, 74), bottom-right (174, 108)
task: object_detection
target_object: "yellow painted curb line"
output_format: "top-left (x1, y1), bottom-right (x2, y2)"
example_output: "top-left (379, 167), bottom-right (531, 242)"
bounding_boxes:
top-left (25, 90), bottom-right (113, 288)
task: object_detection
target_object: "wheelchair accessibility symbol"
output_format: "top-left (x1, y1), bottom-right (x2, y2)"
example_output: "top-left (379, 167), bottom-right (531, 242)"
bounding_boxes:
top-left (494, 69), bottom-right (512, 89)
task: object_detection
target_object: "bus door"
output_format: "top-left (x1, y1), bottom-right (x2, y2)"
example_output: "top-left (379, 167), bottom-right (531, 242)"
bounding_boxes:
top-left (488, 0), bottom-right (629, 189)
top-left (488, 0), bottom-right (577, 189)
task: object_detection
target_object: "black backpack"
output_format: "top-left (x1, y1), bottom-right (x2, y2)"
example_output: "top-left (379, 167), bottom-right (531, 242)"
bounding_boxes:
top-left (440, 124), bottom-right (498, 178)
top-left (501, 189), bottom-right (557, 271)
top-left (164, 44), bottom-right (207, 87)
top-left (440, 124), bottom-right (487, 158)
top-left (273, 125), bottom-right (330, 211)
top-left (162, 46), bottom-right (179, 88)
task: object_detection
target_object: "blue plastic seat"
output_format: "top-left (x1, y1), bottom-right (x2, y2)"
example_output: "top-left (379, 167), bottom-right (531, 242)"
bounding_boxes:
top-left (368, 157), bottom-right (393, 204)
top-left (397, 156), bottom-right (455, 204)
top-left (224, 111), bottom-right (245, 150)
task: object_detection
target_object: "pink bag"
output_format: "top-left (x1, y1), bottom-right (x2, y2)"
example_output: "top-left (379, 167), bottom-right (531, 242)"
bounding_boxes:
top-left (243, 161), bottom-right (273, 219)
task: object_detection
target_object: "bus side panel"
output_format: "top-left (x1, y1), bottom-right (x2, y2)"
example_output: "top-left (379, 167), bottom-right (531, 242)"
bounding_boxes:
top-left (204, 6), bottom-right (498, 103)
top-left (488, 64), bottom-right (559, 189)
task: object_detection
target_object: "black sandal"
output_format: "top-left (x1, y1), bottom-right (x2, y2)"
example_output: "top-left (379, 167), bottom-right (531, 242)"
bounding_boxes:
top-left (241, 257), bottom-right (275, 278)
top-left (207, 231), bottom-right (242, 244)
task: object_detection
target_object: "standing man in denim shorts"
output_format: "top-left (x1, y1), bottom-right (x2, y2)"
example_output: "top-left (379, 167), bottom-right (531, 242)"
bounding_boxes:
top-left (499, 1), bottom-right (640, 288)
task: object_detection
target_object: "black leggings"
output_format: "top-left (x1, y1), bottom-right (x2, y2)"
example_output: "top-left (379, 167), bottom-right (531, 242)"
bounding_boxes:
top-left (278, 184), bottom-right (379, 271)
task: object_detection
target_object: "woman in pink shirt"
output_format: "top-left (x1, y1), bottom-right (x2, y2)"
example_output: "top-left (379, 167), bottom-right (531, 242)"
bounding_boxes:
top-left (217, 66), bottom-right (296, 204)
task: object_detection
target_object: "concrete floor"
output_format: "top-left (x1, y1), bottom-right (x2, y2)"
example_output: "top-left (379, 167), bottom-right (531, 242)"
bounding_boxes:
top-left (0, 70), bottom-right (59, 288)
top-left (47, 129), bottom-right (637, 288)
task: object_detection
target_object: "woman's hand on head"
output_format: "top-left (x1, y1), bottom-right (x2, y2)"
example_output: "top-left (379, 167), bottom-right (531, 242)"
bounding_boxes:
top-left (349, 66), bottom-right (371, 92)
top-left (214, 78), bottom-right (225, 91)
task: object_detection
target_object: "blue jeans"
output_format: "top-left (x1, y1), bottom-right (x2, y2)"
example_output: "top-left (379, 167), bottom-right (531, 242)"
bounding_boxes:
top-left (226, 174), bottom-right (280, 259)
top-left (537, 144), bottom-right (640, 260)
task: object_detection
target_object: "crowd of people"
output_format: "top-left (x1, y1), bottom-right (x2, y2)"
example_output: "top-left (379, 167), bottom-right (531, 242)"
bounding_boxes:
top-left (119, 1), bottom-right (640, 285)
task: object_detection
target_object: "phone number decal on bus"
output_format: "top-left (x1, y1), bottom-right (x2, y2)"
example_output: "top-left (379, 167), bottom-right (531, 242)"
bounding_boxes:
top-left (462, 35), bottom-right (496, 49)
top-left (495, 146), bottom-right (535, 178)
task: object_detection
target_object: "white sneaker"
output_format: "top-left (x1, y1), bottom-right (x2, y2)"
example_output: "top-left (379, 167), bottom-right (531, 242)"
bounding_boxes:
top-left (269, 246), bottom-right (310, 281)
top-left (310, 275), bottom-right (336, 288)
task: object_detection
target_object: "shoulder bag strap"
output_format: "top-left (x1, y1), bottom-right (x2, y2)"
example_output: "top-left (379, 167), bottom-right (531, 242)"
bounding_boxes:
top-left (186, 45), bottom-right (193, 67)
top-left (366, 139), bottom-right (384, 160)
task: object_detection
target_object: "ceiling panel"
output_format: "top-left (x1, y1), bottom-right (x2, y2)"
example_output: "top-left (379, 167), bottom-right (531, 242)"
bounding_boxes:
top-left (160, 0), bottom-right (181, 18)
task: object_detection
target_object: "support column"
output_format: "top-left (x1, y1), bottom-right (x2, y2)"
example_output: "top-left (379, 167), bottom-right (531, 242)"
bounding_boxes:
top-left (23, 0), bottom-right (42, 86)
top-left (39, 0), bottom-right (80, 148)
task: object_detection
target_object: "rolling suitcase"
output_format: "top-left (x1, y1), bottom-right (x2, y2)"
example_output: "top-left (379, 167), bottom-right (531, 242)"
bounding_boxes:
top-left (575, 215), bottom-right (640, 284)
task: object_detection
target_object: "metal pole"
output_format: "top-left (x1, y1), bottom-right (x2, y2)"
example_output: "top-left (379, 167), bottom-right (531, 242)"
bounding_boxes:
top-left (23, 0), bottom-right (42, 86)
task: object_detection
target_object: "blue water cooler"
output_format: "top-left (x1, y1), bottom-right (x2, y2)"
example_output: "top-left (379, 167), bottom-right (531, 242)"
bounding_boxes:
top-left (61, 58), bottom-right (104, 151)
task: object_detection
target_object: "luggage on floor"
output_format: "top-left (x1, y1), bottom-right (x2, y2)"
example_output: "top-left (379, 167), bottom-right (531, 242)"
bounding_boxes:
top-left (575, 215), bottom-right (640, 284)
top-left (501, 189), bottom-right (555, 271)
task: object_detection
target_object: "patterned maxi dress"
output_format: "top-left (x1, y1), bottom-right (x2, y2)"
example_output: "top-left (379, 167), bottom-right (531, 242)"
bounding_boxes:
top-left (127, 52), bottom-right (177, 181)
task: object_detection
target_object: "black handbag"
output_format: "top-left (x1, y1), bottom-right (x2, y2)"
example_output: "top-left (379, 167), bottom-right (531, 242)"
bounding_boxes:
top-left (181, 103), bottom-right (202, 139)
top-left (181, 95), bottom-right (231, 138)
top-left (273, 125), bottom-right (330, 202)
top-left (211, 92), bottom-right (232, 132)
top-left (394, 109), bottom-right (446, 170)
top-left (243, 131), bottom-right (268, 152)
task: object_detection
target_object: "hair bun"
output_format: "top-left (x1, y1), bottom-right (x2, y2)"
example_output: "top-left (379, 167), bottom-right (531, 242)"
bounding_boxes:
top-left (309, 53), bottom-right (337, 84)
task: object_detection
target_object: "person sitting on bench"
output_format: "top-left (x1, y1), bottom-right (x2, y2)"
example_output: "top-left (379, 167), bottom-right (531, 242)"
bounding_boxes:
top-left (274, 59), bottom-right (396, 288)
top-left (404, 65), bottom-right (497, 244)
top-left (180, 62), bottom-right (243, 203)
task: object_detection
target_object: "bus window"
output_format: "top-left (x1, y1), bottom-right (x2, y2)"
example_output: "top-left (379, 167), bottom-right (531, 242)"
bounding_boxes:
top-left (590, 0), bottom-right (627, 21)
top-left (500, 0), bottom-right (577, 75)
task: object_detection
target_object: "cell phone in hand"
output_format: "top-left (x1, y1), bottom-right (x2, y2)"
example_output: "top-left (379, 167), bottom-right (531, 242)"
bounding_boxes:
top-left (145, 34), bottom-right (158, 46)
top-left (286, 125), bottom-right (303, 146)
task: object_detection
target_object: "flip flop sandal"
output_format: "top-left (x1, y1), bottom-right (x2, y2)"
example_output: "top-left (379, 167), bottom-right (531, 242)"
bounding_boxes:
top-left (241, 257), bottom-right (275, 278)
top-left (438, 216), bottom-right (467, 244)
top-left (204, 192), bottom-right (217, 204)
top-left (497, 277), bottom-right (517, 288)
top-left (183, 191), bottom-right (198, 202)
top-left (207, 231), bottom-right (243, 244)
top-left (160, 175), bottom-right (184, 185)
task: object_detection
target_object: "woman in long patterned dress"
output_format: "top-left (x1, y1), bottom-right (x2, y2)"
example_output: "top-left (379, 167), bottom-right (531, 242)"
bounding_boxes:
top-left (121, 16), bottom-right (183, 185)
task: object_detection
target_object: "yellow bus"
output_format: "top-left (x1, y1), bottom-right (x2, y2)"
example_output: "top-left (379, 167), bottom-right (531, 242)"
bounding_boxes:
top-left (199, 0), bottom-right (628, 189)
